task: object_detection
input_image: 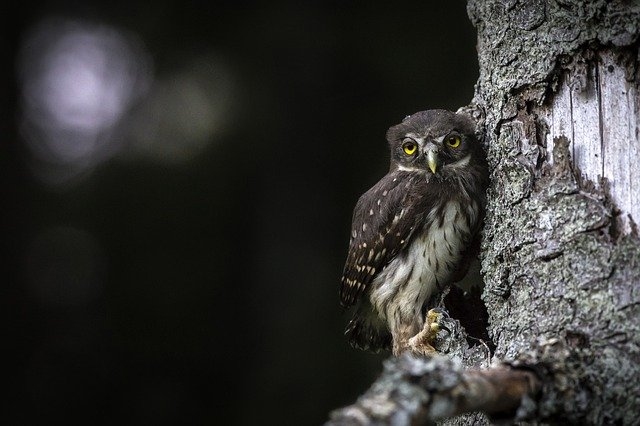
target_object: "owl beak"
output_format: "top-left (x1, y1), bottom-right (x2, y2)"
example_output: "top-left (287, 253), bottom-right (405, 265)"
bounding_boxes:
top-left (427, 149), bottom-right (438, 174)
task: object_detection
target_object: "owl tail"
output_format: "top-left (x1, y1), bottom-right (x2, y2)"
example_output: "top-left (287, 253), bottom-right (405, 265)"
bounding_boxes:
top-left (345, 304), bottom-right (391, 353)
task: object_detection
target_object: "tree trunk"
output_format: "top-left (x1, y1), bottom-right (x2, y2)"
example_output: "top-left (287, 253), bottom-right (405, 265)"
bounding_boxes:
top-left (328, 1), bottom-right (640, 424)
top-left (473, 0), bottom-right (640, 422)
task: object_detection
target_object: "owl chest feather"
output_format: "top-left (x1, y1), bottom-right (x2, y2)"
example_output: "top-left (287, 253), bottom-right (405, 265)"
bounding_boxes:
top-left (370, 199), bottom-right (477, 321)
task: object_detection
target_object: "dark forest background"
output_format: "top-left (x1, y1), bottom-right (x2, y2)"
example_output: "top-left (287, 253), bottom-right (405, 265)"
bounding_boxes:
top-left (4, 1), bottom-right (477, 424)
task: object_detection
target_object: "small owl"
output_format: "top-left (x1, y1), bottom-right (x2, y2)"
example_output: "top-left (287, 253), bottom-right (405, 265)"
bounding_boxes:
top-left (340, 109), bottom-right (488, 356)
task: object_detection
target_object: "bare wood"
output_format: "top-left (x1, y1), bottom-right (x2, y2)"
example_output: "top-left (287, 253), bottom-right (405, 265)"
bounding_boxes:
top-left (454, 367), bottom-right (539, 417)
top-left (541, 50), bottom-right (640, 233)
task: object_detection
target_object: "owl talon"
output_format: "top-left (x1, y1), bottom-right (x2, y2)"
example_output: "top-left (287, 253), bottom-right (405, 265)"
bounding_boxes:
top-left (427, 308), bottom-right (451, 334)
top-left (405, 308), bottom-right (448, 356)
top-left (437, 322), bottom-right (451, 334)
top-left (425, 308), bottom-right (445, 339)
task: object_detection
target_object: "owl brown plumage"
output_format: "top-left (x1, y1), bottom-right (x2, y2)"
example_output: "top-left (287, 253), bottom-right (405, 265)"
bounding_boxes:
top-left (340, 109), bottom-right (488, 355)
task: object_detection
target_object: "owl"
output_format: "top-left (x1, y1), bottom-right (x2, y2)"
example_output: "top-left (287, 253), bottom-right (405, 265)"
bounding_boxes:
top-left (340, 109), bottom-right (488, 356)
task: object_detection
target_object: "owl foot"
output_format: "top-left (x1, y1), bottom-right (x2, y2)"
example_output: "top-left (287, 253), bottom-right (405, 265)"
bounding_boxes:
top-left (407, 309), bottom-right (448, 356)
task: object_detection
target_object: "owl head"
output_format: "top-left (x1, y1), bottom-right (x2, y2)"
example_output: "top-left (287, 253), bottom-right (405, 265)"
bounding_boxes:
top-left (386, 110), bottom-right (480, 175)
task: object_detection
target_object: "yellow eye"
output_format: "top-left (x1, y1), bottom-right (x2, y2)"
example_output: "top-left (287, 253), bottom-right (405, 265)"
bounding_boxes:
top-left (402, 141), bottom-right (417, 155)
top-left (446, 135), bottom-right (461, 148)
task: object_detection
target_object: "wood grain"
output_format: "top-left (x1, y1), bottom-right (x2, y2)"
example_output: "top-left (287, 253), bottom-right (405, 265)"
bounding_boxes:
top-left (543, 50), bottom-right (639, 233)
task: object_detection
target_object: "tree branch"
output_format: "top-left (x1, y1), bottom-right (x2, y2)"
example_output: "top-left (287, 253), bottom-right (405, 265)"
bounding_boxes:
top-left (327, 355), bottom-right (540, 425)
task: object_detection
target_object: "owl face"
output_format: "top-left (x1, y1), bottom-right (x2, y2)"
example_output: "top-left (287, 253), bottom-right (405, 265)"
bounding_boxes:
top-left (386, 110), bottom-right (477, 174)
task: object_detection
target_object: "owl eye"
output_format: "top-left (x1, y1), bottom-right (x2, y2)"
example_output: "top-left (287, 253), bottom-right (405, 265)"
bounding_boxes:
top-left (446, 135), bottom-right (461, 148)
top-left (402, 140), bottom-right (417, 155)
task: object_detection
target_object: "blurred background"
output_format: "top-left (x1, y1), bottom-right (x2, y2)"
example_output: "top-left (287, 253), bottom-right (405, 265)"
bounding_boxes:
top-left (4, 1), bottom-right (477, 424)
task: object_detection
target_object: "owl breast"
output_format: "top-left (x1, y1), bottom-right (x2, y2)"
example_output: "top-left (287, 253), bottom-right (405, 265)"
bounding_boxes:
top-left (370, 200), bottom-right (478, 322)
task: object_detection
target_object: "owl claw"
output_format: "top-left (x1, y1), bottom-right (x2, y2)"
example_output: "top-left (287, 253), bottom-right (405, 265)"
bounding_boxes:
top-left (427, 308), bottom-right (452, 334)
top-left (406, 308), bottom-right (448, 356)
top-left (438, 323), bottom-right (451, 334)
top-left (426, 308), bottom-right (445, 336)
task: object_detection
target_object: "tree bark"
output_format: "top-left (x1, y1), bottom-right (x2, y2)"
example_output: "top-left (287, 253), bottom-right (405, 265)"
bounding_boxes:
top-left (329, 1), bottom-right (640, 424)
top-left (472, 0), bottom-right (640, 423)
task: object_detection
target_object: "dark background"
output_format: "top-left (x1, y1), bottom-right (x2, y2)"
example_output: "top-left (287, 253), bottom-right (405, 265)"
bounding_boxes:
top-left (4, 1), bottom-right (478, 424)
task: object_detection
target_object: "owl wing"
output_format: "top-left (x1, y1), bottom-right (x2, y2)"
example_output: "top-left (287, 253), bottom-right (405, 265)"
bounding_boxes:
top-left (340, 172), bottom-right (431, 307)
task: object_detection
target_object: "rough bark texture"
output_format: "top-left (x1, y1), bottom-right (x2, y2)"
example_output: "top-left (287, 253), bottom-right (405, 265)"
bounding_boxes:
top-left (327, 354), bottom-right (539, 426)
top-left (327, 316), bottom-right (538, 425)
top-left (329, 1), bottom-right (640, 424)
top-left (470, 0), bottom-right (640, 423)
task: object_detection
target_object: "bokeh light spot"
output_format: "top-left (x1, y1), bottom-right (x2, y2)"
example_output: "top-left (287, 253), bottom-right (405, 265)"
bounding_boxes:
top-left (127, 53), bottom-right (236, 164)
top-left (18, 17), bottom-right (153, 185)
